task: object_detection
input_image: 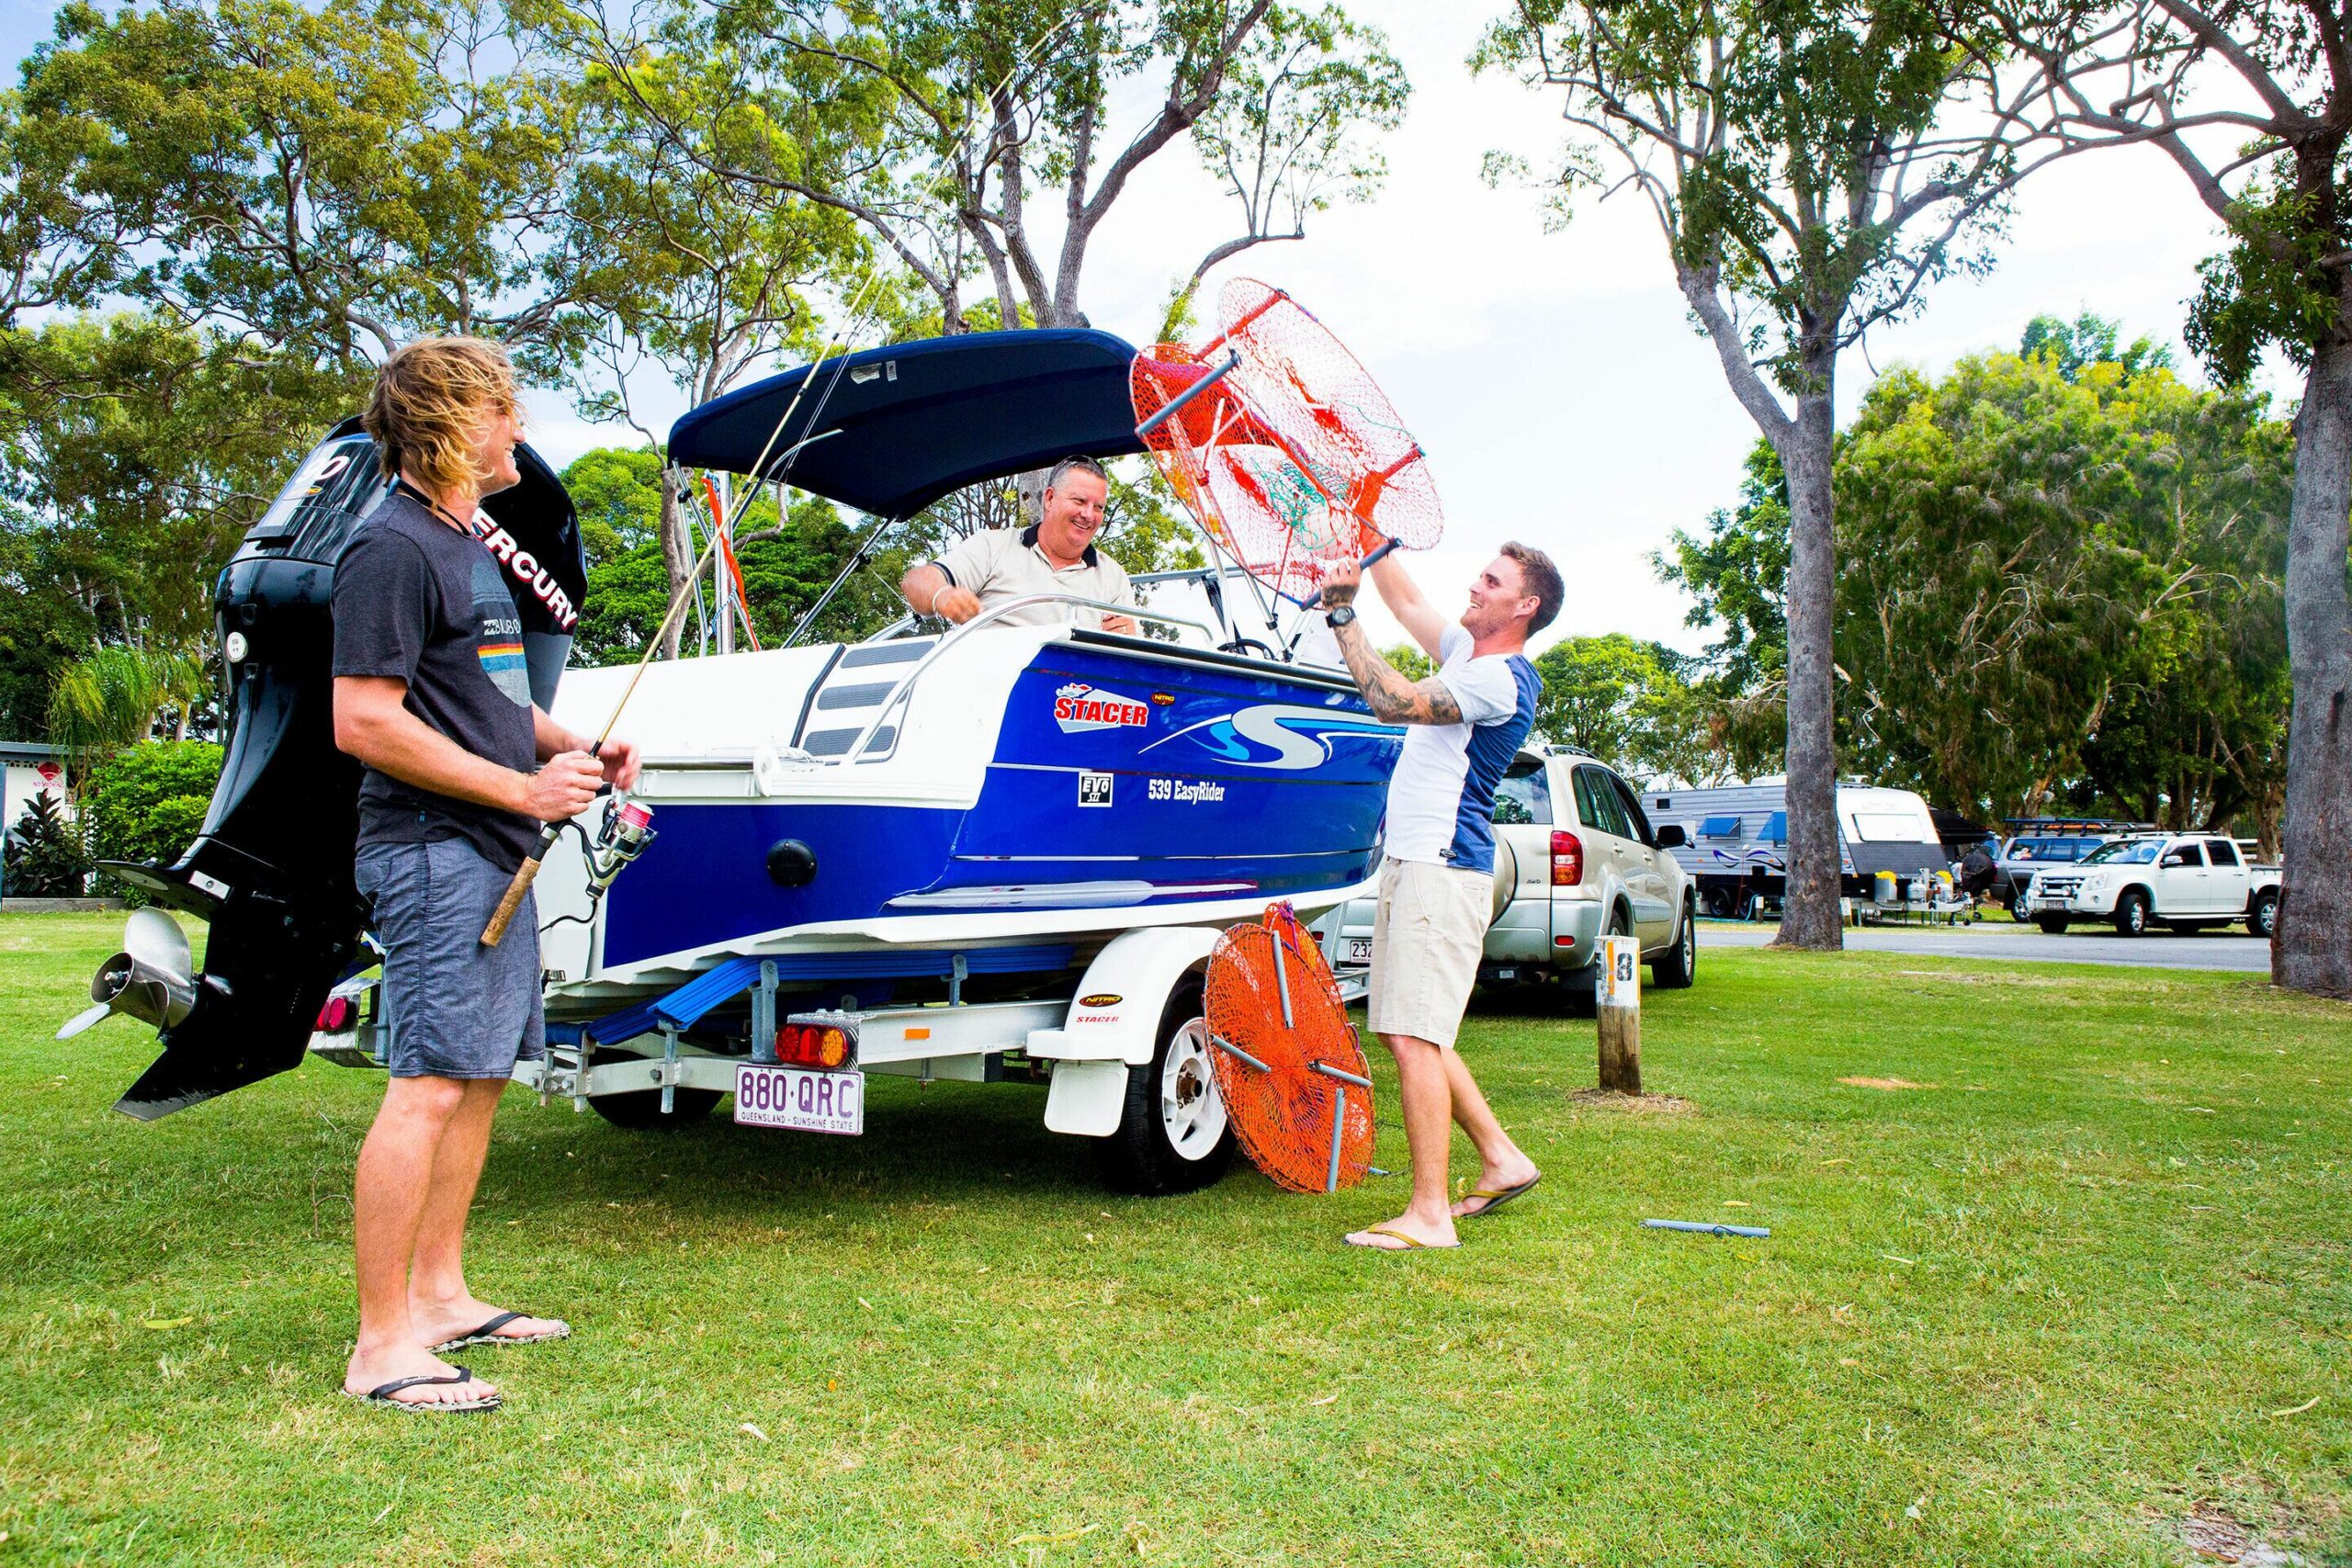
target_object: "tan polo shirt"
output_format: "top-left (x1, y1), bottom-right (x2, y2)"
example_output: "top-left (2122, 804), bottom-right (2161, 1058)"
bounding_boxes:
top-left (929, 524), bottom-right (1135, 629)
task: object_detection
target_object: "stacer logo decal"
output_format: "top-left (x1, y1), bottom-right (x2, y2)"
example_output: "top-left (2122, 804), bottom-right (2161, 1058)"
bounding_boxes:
top-left (1054, 682), bottom-right (1150, 733)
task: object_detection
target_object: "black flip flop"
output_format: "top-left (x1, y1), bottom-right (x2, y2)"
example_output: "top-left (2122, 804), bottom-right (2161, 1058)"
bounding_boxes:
top-left (1456, 1173), bottom-right (1542, 1219)
top-left (429, 1310), bottom-right (572, 1354)
top-left (345, 1367), bottom-right (500, 1413)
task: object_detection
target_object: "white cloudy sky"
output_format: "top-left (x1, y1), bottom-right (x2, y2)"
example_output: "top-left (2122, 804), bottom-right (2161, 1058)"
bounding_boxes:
top-left (5, 1), bottom-right (2278, 655)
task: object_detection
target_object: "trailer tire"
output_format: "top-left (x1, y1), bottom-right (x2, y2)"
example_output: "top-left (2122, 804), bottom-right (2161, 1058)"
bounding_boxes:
top-left (1100, 976), bottom-right (1233, 1196)
top-left (589, 1083), bottom-right (722, 1129)
top-left (2248, 887), bottom-right (2279, 940)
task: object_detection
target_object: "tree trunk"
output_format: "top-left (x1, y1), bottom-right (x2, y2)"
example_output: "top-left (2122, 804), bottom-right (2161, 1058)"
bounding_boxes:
top-left (659, 466), bottom-right (693, 661)
top-left (2273, 335), bottom-right (2352, 996)
top-left (1772, 383), bottom-right (1844, 950)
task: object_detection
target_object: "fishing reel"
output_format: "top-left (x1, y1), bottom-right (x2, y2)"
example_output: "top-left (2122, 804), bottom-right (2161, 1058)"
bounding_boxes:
top-left (584, 796), bottom-right (658, 895)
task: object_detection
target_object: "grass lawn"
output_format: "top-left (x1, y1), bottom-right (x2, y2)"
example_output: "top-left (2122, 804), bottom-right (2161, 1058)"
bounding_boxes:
top-left (2, 910), bottom-right (2347, 1566)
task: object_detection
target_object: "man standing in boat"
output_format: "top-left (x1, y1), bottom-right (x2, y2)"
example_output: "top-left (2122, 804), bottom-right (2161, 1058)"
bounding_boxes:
top-left (331, 337), bottom-right (640, 1409)
top-left (1316, 542), bottom-right (1561, 1251)
top-left (898, 456), bottom-right (1140, 634)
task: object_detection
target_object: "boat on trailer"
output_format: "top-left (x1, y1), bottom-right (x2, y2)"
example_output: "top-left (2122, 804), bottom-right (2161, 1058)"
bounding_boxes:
top-left (79, 325), bottom-right (1402, 1192)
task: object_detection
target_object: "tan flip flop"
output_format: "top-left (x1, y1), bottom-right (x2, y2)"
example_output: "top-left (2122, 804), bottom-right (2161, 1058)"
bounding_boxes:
top-left (1344, 1224), bottom-right (1460, 1252)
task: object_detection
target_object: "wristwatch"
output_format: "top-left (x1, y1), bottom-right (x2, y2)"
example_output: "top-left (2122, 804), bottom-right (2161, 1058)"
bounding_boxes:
top-left (1324, 604), bottom-right (1357, 629)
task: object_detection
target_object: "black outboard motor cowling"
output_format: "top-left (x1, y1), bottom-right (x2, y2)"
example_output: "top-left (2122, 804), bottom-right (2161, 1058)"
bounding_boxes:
top-left (107, 418), bottom-right (586, 1119)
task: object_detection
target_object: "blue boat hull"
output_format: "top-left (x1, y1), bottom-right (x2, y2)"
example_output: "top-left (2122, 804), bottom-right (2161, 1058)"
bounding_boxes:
top-left (600, 640), bottom-right (1400, 971)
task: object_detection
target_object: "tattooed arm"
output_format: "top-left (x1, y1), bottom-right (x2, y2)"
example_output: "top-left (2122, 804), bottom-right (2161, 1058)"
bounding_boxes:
top-left (1318, 558), bottom-right (1463, 727)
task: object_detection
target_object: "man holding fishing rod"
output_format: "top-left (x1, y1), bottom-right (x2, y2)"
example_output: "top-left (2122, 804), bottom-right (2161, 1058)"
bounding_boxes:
top-left (331, 338), bottom-right (640, 1412)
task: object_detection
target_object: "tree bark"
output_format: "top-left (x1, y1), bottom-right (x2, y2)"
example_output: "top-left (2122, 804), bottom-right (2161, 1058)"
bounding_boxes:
top-left (659, 466), bottom-right (693, 661)
top-left (1772, 378), bottom-right (1845, 950)
top-left (2273, 333), bottom-right (2352, 995)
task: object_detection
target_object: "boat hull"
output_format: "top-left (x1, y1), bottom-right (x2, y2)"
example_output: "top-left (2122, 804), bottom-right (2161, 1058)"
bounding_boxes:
top-left (572, 632), bottom-right (1400, 983)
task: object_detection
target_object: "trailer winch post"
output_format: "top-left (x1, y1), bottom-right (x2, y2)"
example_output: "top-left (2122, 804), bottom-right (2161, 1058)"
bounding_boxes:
top-left (751, 960), bottom-right (778, 1066)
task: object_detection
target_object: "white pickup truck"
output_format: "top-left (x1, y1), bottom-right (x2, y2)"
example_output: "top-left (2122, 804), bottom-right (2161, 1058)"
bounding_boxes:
top-left (1318, 746), bottom-right (1699, 1007)
top-left (2026, 832), bottom-right (2280, 937)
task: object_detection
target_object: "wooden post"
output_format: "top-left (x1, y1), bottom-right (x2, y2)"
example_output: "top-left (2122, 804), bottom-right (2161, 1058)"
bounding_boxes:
top-left (1596, 933), bottom-right (1641, 1095)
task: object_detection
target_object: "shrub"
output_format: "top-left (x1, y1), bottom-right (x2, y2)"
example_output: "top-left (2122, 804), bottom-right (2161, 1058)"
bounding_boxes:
top-left (3, 792), bottom-right (91, 897)
top-left (79, 739), bottom-right (221, 902)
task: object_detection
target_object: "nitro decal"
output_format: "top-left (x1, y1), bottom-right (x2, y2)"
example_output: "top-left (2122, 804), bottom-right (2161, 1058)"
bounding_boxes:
top-left (1148, 777), bottom-right (1227, 804)
top-left (1054, 682), bottom-right (1150, 733)
top-left (470, 510), bottom-right (580, 630)
top-left (1139, 703), bottom-right (1400, 772)
top-left (1078, 771), bottom-right (1114, 807)
top-left (1078, 994), bottom-right (1122, 1008)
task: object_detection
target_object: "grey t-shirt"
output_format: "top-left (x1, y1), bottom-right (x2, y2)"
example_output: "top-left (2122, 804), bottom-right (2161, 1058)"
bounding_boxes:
top-left (332, 491), bottom-right (539, 870)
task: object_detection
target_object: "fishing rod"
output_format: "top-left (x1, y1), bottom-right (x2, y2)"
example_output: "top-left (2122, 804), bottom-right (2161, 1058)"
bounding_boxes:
top-left (481, 15), bottom-right (1091, 945)
top-left (480, 272), bottom-right (888, 945)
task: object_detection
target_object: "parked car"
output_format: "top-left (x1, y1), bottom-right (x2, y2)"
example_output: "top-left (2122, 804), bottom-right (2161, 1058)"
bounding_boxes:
top-left (1993, 818), bottom-right (2144, 922)
top-left (1317, 747), bottom-right (1697, 1006)
top-left (2025, 832), bottom-right (2281, 937)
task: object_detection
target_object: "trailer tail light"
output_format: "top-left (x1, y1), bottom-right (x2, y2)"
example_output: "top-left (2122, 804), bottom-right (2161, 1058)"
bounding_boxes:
top-left (315, 996), bottom-right (356, 1032)
top-left (776, 1014), bottom-right (855, 1069)
top-left (1551, 830), bottom-right (1584, 886)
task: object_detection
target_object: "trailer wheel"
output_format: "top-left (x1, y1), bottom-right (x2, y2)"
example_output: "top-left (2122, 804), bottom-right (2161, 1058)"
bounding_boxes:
top-left (2248, 887), bottom-right (2279, 940)
top-left (1101, 978), bottom-right (1233, 1195)
top-left (589, 1085), bottom-right (721, 1129)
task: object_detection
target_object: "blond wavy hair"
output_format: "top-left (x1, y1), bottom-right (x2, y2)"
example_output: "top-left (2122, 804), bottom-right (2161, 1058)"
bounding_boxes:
top-left (362, 336), bottom-right (523, 498)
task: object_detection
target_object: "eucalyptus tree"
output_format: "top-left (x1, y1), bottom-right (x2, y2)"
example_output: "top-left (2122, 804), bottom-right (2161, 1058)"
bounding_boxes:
top-left (13, 0), bottom-right (589, 370)
top-left (1478, 0), bottom-right (2082, 949)
top-left (2002, 0), bottom-right (2352, 993)
top-left (545, 0), bottom-right (876, 654)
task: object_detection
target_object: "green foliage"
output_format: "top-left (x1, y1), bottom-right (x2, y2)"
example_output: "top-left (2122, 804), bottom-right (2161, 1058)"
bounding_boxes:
top-left (1382, 642), bottom-right (1433, 681)
top-left (2, 791), bottom-right (90, 897)
top-left (1663, 337), bottom-right (2296, 831)
top-left (2018, 311), bottom-right (2173, 383)
top-left (2184, 162), bottom-right (2351, 385)
top-left (1532, 633), bottom-right (1722, 786)
top-left (46, 644), bottom-right (208, 772)
top-left (560, 447), bottom-right (666, 567)
top-left (76, 739), bottom-right (220, 901)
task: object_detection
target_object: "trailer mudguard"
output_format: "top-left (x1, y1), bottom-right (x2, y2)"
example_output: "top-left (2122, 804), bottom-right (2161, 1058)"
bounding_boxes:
top-left (1034, 925), bottom-right (1221, 1138)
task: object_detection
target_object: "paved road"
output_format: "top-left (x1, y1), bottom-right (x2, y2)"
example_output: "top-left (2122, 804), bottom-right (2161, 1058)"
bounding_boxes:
top-left (1698, 919), bottom-right (2270, 973)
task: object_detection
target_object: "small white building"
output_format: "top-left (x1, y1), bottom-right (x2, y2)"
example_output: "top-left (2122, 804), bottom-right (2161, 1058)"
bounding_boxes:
top-left (3, 741), bottom-right (68, 840)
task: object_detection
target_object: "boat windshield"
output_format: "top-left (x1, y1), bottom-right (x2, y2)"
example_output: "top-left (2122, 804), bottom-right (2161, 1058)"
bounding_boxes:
top-left (2081, 840), bottom-right (2161, 865)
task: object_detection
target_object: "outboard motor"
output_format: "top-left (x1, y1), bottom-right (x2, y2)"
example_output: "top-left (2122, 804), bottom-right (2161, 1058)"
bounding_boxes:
top-left (84, 417), bottom-right (586, 1120)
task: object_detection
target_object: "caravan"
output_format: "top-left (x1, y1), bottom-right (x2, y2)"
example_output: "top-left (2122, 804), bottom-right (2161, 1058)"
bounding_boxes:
top-left (1639, 780), bottom-right (1951, 919)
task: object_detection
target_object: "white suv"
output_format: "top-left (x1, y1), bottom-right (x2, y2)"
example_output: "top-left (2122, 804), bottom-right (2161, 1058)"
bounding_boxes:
top-left (1318, 748), bottom-right (1698, 1003)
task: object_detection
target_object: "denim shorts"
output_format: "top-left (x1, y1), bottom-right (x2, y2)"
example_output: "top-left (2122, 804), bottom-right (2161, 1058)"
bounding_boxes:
top-left (356, 837), bottom-right (546, 1080)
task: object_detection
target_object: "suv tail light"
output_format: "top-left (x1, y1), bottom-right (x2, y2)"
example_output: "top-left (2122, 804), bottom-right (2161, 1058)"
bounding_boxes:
top-left (1551, 829), bottom-right (1583, 886)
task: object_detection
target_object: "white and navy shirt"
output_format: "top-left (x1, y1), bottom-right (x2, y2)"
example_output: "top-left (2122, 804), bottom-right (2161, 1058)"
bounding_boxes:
top-left (1383, 624), bottom-right (1542, 875)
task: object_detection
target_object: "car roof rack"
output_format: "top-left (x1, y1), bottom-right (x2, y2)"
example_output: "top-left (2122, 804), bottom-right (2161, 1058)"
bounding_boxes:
top-left (2003, 816), bottom-right (2153, 833)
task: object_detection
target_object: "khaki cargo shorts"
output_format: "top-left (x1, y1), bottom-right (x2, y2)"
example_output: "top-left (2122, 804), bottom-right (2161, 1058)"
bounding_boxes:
top-left (1365, 855), bottom-right (1492, 1050)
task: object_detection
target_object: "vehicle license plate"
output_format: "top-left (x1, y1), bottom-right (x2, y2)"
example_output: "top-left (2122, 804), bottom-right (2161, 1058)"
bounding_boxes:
top-left (733, 1064), bottom-right (864, 1135)
top-left (1343, 937), bottom-right (1374, 966)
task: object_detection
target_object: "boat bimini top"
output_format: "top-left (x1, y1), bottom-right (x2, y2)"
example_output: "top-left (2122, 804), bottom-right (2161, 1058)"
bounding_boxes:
top-left (666, 328), bottom-right (1148, 519)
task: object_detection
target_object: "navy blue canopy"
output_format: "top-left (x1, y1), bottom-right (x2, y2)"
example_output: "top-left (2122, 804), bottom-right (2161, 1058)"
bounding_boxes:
top-left (665, 328), bottom-right (1148, 519)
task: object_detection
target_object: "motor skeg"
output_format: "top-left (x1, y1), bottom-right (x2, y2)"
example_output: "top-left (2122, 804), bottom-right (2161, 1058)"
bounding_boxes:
top-left (102, 418), bottom-right (586, 1120)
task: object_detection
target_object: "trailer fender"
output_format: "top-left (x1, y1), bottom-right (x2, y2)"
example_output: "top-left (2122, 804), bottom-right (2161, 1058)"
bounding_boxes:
top-left (1026, 925), bottom-right (1219, 1067)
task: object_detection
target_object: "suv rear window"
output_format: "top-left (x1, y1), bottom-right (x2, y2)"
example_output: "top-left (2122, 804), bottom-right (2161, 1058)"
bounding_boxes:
top-left (1494, 764), bottom-right (1552, 826)
top-left (1572, 767), bottom-right (1634, 840)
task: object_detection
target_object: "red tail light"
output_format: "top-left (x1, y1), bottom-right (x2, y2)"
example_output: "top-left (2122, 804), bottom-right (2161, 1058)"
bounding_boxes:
top-left (1551, 829), bottom-right (1583, 886)
top-left (775, 1020), bottom-right (854, 1069)
top-left (315, 996), bottom-right (355, 1032)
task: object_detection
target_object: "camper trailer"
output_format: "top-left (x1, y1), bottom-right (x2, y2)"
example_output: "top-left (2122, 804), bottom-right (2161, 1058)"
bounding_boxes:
top-left (1640, 781), bottom-right (1951, 919)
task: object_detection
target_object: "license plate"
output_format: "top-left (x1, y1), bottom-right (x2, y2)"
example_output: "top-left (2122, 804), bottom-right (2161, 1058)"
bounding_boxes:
top-left (1343, 937), bottom-right (1373, 966)
top-left (733, 1064), bottom-right (864, 1134)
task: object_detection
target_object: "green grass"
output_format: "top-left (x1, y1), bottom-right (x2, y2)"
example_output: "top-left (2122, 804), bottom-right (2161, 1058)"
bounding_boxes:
top-left (2, 911), bottom-right (2347, 1566)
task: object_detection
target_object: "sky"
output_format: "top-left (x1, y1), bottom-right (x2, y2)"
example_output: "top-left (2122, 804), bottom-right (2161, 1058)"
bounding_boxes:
top-left (4, 1), bottom-right (2281, 657)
